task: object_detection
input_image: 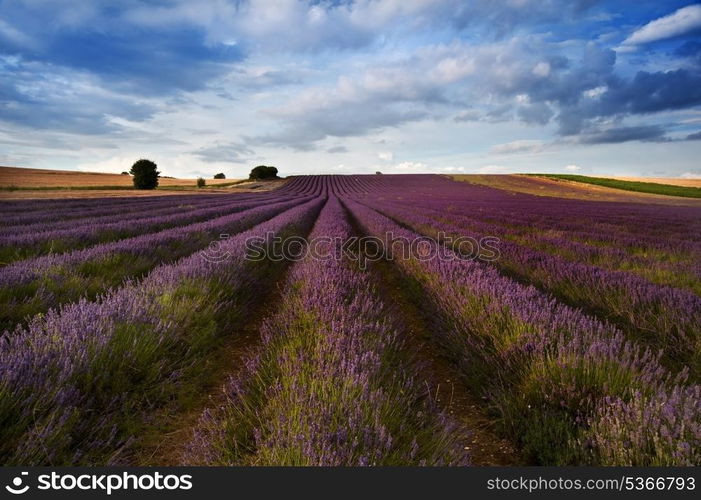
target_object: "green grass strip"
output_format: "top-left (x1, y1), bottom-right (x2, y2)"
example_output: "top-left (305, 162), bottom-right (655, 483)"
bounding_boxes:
top-left (528, 174), bottom-right (701, 198)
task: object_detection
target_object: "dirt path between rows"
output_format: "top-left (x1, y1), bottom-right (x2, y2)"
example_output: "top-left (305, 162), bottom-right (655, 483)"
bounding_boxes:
top-left (370, 258), bottom-right (522, 466)
top-left (133, 203), bottom-right (318, 465)
top-left (134, 271), bottom-right (294, 466)
top-left (342, 203), bottom-right (522, 466)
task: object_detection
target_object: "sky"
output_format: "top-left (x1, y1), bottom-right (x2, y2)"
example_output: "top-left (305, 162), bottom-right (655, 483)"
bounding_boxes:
top-left (1, 0), bottom-right (701, 178)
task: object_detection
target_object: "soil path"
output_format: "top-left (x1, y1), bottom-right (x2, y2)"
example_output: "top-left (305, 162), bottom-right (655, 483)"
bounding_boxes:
top-left (134, 271), bottom-right (295, 466)
top-left (343, 203), bottom-right (522, 466)
top-left (371, 258), bottom-right (522, 465)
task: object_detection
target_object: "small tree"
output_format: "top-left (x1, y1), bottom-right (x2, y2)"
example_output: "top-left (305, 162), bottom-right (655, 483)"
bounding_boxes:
top-left (129, 159), bottom-right (160, 189)
top-left (197, 177), bottom-right (206, 188)
top-left (121, 171), bottom-right (130, 175)
top-left (213, 173), bottom-right (226, 179)
top-left (249, 165), bottom-right (279, 180)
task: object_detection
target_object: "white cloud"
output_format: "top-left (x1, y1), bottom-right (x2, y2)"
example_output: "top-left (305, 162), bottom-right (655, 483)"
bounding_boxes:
top-left (622, 5), bottom-right (701, 46)
top-left (476, 164), bottom-right (511, 174)
top-left (680, 171), bottom-right (701, 179)
top-left (123, 0), bottom-right (447, 52)
top-left (254, 37), bottom-right (570, 149)
top-left (532, 61), bottom-right (550, 77)
top-left (75, 155), bottom-right (140, 174)
top-left (489, 139), bottom-right (544, 155)
top-left (584, 86), bottom-right (607, 99)
top-left (565, 164), bottom-right (580, 171)
top-left (394, 161), bottom-right (428, 171)
top-left (3, 0), bottom-right (700, 180)
top-left (454, 109), bottom-right (481, 122)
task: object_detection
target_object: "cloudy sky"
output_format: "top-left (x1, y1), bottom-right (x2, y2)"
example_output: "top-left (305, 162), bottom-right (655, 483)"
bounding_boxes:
top-left (1, 0), bottom-right (701, 178)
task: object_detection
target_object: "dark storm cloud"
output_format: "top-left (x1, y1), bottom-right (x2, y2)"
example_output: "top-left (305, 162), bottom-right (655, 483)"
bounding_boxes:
top-left (554, 68), bottom-right (701, 136)
top-left (578, 125), bottom-right (669, 144)
top-left (600, 69), bottom-right (701, 115)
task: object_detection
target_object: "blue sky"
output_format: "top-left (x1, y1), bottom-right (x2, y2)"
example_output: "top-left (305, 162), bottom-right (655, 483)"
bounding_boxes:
top-left (1, 0), bottom-right (700, 178)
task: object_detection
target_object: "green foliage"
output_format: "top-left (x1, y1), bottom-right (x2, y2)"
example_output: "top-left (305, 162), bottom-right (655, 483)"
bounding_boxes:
top-left (213, 173), bottom-right (226, 179)
top-left (531, 174), bottom-right (701, 199)
top-left (197, 177), bottom-right (206, 188)
top-left (121, 171), bottom-right (130, 175)
top-left (129, 159), bottom-right (160, 190)
top-left (249, 165), bottom-right (278, 180)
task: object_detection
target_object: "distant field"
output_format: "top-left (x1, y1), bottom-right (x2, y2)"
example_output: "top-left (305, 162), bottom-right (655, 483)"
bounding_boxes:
top-left (598, 176), bottom-right (701, 188)
top-left (0, 166), bottom-right (239, 188)
top-left (530, 174), bottom-right (701, 198)
top-left (450, 174), bottom-right (701, 206)
top-left (0, 166), bottom-right (285, 199)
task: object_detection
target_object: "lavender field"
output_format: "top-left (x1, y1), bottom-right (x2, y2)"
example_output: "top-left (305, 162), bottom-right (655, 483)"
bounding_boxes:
top-left (1, 174), bottom-right (699, 466)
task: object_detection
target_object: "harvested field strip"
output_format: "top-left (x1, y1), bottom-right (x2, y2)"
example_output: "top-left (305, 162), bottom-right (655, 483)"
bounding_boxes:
top-left (530, 174), bottom-right (701, 198)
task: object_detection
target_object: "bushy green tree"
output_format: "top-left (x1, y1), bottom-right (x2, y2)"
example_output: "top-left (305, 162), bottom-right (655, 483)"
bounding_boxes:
top-left (129, 159), bottom-right (160, 189)
top-left (197, 177), bottom-right (206, 188)
top-left (249, 165), bottom-right (278, 180)
top-left (213, 173), bottom-right (226, 179)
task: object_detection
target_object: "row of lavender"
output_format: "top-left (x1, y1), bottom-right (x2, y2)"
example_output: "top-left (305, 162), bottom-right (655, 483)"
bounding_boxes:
top-left (374, 196), bottom-right (701, 293)
top-left (364, 198), bottom-right (701, 377)
top-left (187, 197), bottom-right (468, 465)
top-left (0, 193), bottom-right (245, 231)
top-left (0, 196), bottom-right (314, 332)
top-left (350, 175), bottom-right (701, 259)
top-left (343, 195), bottom-right (700, 465)
top-left (0, 193), bottom-right (325, 465)
top-left (0, 192), bottom-right (267, 236)
top-left (0, 175), bottom-right (312, 222)
top-left (0, 178), bottom-right (317, 331)
top-left (354, 174), bottom-right (701, 244)
top-left (0, 180), bottom-right (316, 263)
